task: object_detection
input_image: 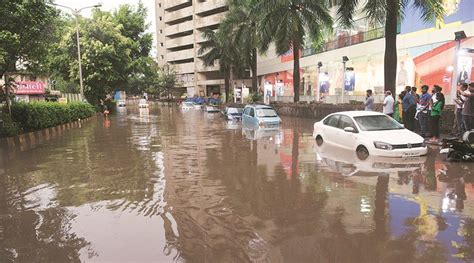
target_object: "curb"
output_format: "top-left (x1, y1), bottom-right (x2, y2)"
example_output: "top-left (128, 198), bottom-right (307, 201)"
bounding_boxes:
top-left (0, 115), bottom-right (96, 153)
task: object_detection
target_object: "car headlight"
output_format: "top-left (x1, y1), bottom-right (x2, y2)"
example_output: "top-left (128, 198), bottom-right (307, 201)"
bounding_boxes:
top-left (374, 141), bottom-right (393, 150)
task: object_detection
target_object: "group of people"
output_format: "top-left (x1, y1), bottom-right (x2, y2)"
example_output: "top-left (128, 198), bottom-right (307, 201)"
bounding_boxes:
top-left (364, 82), bottom-right (474, 143)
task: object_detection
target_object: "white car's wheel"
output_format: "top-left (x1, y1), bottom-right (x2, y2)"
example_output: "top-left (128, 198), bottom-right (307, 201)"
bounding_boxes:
top-left (315, 135), bottom-right (323, 146)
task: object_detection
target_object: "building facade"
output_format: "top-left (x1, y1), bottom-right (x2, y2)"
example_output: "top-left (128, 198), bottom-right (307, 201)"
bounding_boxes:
top-left (258, 0), bottom-right (474, 104)
top-left (155, 0), bottom-right (251, 98)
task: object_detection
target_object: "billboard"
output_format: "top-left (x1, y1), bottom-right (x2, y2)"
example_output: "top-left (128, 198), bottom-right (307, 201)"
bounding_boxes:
top-left (14, 81), bottom-right (45, 95)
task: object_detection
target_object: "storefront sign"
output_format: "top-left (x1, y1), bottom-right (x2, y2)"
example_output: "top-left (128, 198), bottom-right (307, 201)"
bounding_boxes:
top-left (15, 81), bottom-right (45, 95)
top-left (58, 98), bottom-right (68, 104)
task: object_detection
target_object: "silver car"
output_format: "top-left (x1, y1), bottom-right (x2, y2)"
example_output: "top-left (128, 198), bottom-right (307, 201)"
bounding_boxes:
top-left (242, 105), bottom-right (281, 128)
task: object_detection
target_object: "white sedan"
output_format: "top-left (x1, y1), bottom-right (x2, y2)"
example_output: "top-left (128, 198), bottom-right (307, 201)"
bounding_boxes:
top-left (313, 111), bottom-right (427, 159)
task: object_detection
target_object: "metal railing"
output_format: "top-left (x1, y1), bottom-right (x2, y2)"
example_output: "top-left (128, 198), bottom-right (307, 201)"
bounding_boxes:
top-left (302, 27), bottom-right (387, 57)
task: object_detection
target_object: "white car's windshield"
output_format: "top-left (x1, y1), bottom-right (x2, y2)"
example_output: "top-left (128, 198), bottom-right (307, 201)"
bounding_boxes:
top-left (227, 108), bottom-right (243, 114)
top-left (256, 109), bottom-right (277, 117)
top-left (354, 115), bottom-right (404, 131)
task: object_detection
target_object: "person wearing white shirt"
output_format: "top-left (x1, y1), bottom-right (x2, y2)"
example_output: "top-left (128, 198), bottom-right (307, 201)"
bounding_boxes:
top-left (383, 91), bottom-right (395, 117)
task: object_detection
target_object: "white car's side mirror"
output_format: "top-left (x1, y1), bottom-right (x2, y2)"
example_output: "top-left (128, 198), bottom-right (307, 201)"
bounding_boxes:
top-left (344, 127), bottom-right (356, 133)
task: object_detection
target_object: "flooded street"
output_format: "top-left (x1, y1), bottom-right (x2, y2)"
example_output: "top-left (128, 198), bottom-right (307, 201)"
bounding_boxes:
top-left (1, 105), bottom-right (474, 263)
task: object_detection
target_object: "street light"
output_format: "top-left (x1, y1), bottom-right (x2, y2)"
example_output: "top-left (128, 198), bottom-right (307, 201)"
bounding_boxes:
top-left (342, 56), bottom-right (349, 104)
top-left (451, 31), bottom-right (467, 100)
top-left (48, 3), bottom-right (102, 100)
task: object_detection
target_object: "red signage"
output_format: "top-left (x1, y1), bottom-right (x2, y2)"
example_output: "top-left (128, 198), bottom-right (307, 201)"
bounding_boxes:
top-left (14, 81), bottom-right (46, 95)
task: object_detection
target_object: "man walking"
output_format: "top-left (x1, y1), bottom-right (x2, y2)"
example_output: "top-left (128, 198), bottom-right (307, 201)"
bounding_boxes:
top-left (365, 89), bottom-right (374, 111)
top-left (417, 85), bottom-right (431, 138)
top-left (403, 86), bottom-right (416, 131)
top-left (383, 90), bottom-right (394, 117)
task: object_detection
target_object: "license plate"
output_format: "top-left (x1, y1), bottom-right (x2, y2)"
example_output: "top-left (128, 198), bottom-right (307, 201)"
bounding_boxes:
top-left (402, 152), bottom-right (419, 157)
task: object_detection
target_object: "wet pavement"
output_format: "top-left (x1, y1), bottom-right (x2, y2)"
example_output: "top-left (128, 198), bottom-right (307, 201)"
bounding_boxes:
top-left (1, 105), bottom-right (473, 263)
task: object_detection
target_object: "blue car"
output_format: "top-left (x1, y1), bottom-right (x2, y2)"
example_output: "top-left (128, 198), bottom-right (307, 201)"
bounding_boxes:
top-left (242, 105), bottom-right (281, 128)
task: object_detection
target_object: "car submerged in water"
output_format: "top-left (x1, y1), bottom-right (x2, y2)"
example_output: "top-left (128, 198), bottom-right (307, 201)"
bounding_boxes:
top-left (313, 111), bottom-right (427, 159)
top-left (242, 105), bottom-right (281, 128)
top-left (222, 106), bottom-right (243, 121)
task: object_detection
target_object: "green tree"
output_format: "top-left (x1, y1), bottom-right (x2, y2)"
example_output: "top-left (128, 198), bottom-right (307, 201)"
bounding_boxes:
top-left (257, 0), bottom-right (333, 103)
top-left (221, 0), bottom-right (259, 94)
top-left (198, 29), bottom-right (244, 103)
top-left (336, 0), bottom-right (444, 96)
top-left (157, 64), bottom-right (180, 99)
top-left (0, 1), bottom-right (58, 113)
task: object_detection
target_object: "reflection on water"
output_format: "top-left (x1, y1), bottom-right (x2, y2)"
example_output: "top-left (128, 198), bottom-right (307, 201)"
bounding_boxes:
top-left (1, 105), bottom-right (473, 262)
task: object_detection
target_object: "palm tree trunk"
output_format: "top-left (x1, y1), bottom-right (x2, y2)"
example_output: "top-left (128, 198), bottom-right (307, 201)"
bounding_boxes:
top-left (3, 73), bottom-right (11, 115)
top-left (224, 70), bottom-right (230, 103)
top-left (251, 48), bottom-right (258, 94)
top-left (384, 0), bottom-right (398, 96)
top-left (293, 40), bottom-right (300, 103)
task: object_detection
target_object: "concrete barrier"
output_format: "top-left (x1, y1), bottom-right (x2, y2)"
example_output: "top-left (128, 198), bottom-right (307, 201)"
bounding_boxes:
top-left (272, 102), bottom-right (456, 134)
top-left (0, 115), bottom-right (96, 152)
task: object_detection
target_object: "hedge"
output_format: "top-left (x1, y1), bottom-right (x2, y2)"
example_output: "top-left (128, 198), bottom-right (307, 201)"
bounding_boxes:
top-left (9, 101), bottom-right (96, 133)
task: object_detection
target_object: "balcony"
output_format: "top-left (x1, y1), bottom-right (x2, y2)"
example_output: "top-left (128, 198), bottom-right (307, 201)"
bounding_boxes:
top-left (165, 20), bottom-right (193, 37)
top-left (167, 49), bottom-right (194, 62)
top-left (196, 60), bottom-right (220, 72)
top-left (195, 29), bottom-right (216, 43)
top-left (195, 12), bottom-right (226, 29)
top-left (166, 34), bottom-right (194, 49)
top-left (195, 0), bottom-right (226, 15)
top-left (165, 5), bottom-right (193, 24)
top-left (164, 0), bottom-right (191, 10)
top-left (173, 62), bottom-right (195, 74)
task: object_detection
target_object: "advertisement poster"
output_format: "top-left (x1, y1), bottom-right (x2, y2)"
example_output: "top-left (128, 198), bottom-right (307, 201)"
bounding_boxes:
top-left (344, 69), bottom-right (355, 92)
top-left (457, 56), bottom-right (472, 85)
top-left (319, 72), bottom-right (330, 93)
top-left (275, 81), bottom-right (285, 96)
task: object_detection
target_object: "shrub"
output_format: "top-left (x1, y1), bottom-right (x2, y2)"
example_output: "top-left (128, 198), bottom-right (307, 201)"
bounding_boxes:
top-left (0, 112), bottom-right (21, 138)
top-left (10, 101), bottom-right (96, 133)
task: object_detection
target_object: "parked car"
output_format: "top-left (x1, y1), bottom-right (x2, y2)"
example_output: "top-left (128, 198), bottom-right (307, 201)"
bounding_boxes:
top-left (181, 101), bottom-right (195, 110)
top-left (223, 107), bottom-right (243, 120)
top-left (117, 100), bottom-right (126, 107)
top-left (204, 105), bottom-right (220, 113)
top-left (242, 105), bottom-right (281, 128)
top-left (138, 99), bottom-right (149, 108)
top-left (313, 111), bottom-right (427, 159)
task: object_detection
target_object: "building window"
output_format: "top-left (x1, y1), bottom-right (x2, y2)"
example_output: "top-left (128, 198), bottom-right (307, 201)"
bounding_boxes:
top-left (159, 16), bottom-right (162, 21)
top-left (160, 29), bottom-right (163, 34)
top-left (160, 42), bottom-right (164, 47)
top-left (158, 3), bottom-right (161, 8)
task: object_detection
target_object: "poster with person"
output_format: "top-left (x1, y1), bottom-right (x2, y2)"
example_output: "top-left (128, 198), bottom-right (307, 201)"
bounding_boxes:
top-left (319, 72), bottom-right (330, 93)
top-left (344, 69), bottom-right (355, 92)
top-left (457, 56), bottom-right (472, 85)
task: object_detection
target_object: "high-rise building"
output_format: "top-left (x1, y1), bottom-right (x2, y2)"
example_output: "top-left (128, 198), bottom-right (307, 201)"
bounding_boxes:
top-left (155, 0), bottom-right (251, 97)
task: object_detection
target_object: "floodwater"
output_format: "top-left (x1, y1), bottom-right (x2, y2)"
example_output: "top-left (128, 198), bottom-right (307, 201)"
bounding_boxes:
top-left (1, 105), bottom-right (473, 263)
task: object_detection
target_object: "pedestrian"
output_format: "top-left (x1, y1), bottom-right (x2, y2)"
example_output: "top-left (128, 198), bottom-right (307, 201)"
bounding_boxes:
top-left (417, 85), bottom-right (431, 138)
top-left (461, 82), bottom-right (474, 131)
top-left (403, 86), bottom-right (416, 131)
top-left (412, 86), bottom-right (420, 103)
top-left (383, 90), bottom-right (394, 117)
top-left (365, 89), bottom-right (374, 111)
top-left (393, 91), bottom-right (405, 123)
top-left (429, 86), bottom-right (444, 143)
top-left (453, 83), bottom-right (468, 136)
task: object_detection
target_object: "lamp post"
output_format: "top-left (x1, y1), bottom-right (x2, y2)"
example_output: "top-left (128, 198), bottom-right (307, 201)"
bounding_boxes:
top-left (451, 31), bottom-right (467, 100)
top-left (342, 56), bottom-right (349, 104)
top-left (317, 61), bottom-right (322, 102)
top-left (48, 3), bottom-right (102, 100)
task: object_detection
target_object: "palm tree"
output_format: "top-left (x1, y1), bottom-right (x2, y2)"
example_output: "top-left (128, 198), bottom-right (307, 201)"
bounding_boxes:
top-left (198, 29), bottom-right (243, 103)
top-left (220, 0), bottom-right (259, 94)
top-left (257, 0), bottom-right (333, 103)
top-left (337, 0), bottom-right (444, 96)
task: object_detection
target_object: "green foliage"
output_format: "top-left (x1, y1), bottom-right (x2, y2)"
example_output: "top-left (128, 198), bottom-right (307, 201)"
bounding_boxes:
top-left (47, 3), bottom-right (156, 105)
top-left (247, 92), bottom-right (262, 103)
top-left (10, 102), bottom-right (95, 132)
top-left (0, 111), bottom-right (21, 137)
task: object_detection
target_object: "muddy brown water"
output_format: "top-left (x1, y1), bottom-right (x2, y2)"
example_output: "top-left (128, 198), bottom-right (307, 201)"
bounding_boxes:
top-left (1, 106), bottom-right (473, 263)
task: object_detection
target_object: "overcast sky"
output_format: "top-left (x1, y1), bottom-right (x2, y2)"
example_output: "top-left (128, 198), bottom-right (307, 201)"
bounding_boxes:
top-left (54, 0), bottom-right (157, 56)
